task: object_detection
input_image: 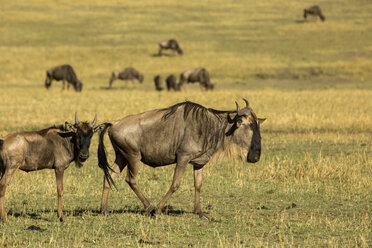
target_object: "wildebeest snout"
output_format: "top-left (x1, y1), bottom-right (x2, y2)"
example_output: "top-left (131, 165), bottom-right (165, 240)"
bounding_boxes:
top-left (79, 151), bottom-right (89, 162)
top-left (247, 148), bottom-right (261, 163)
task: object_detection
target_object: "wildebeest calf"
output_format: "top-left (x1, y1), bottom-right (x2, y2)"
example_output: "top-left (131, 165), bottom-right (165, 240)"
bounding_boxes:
top-left (96, 100), bottom-right (265, 219)
top-left (179, 68), bottom-right (215, 90)
top-left (154, 75), bottom-right (164, 91)
top-left (108, 67), bottom-right (144, 89)
top-left (158, 39), bottom-right (183, 56)
top-left (45, 64), bottom-right (83, 92)
top-left (166, 74), bottom-right (180, 91)
top-left (304, 5), bottom-right (325, 22)
top-left (0, 114), bottom-right (99, 222)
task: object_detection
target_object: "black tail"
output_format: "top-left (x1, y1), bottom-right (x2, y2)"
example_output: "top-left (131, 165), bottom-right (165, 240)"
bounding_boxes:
top-left (0, 139), bottom-right (3, 150)
top-left (97, 123), bottom-right (117, 189)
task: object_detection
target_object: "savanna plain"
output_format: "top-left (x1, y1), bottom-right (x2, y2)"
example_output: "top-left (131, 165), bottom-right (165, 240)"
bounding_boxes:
top-left (0, 0), bottom-right (371, 247)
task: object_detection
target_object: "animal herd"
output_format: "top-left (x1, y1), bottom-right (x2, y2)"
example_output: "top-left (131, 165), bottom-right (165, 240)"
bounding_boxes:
top-left (44, 39), bottom-right (215, 92)
top-left (2, 4), bottom-right (324, 223)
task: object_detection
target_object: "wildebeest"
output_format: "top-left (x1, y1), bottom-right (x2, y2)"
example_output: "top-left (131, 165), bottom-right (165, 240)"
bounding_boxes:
top-left (158, 39), bottom-right (183, 56)
top-left (108, 67), bottom-right (144, 89)
top-left (165, 74), bottom-right (180, 91)
top-left (304, 5), bottom-right (325, 22)
top-left (179, 68), bottom-right (215, 90)
top-left (154, 75), bottom-right (164, 91)
top-left (96, 100), bottom-right (265, 219)
top-left (45, 64), bottom-right (83, 92)
top-left (0, 113), bottom-right (99, 222)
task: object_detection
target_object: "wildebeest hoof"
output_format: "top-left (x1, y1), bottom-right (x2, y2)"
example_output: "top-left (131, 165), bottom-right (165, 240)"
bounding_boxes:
top-left (200, 215), bottom-right (209, 221)
top-left (59, 216), bottom-right (64, 222)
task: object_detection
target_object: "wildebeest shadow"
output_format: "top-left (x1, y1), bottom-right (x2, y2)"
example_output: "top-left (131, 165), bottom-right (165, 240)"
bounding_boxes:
top-left (151, 53), bottom-right (175, 57)
top-left (7, 205), bottom-right (193, 220)
top-left (295, 19), bottom-right (306, 23)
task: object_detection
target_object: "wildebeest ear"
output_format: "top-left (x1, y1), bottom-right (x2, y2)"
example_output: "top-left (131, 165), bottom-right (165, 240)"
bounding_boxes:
top-left (65, 122), bottom-right (76, 132)
top-left (258, 118), bottom-right (266, 125)
top-left (94, 123), bottom-right (106, 133)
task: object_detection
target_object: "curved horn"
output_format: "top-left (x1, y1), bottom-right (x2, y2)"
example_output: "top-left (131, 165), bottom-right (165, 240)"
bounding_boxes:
top-left (75, 112), bottom-right (79, 125)
top-left (92, 114), bottom-right (97, 126)
top-left (243, 98), bottom-right (250, 108)
top-left (235, 101), bottom-right (240, 113)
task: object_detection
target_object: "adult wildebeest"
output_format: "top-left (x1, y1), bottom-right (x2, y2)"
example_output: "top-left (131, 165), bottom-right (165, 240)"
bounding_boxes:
top-left (179, 68), bottom-right (215, 91)
top-left (96, 100), bottom-right (265, 219)
top-left (108, 67), bottom-right (144, 89)
top-left (165, 74), bottom-right (180, 91)
top-left (158, 39), bottom-right (183, 56)
top-left (304, 5), bottom-right (325, 22)
top-left (154, 75), bottom-right (164, 91)
top-left (0, 113), bottom-right (99, 222)
top-left (45, 64), bottom-right (83, 92)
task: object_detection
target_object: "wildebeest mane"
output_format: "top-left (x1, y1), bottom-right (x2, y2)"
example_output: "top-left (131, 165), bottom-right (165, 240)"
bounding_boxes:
top-left (162, 101), bottom-right (234, 121)
top-left (161, 101), bottom-right (236, 152)
top-left (37, 125), bottom-right (66, 136)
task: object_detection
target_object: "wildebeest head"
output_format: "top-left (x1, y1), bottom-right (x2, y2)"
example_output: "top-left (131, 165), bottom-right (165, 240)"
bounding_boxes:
top-left (138, 74), bottom-right (144, 83)
top-left (74, 80), bottom-right (83, 92)
top-left (64, 113), bottom-right (99, 167)
top-left (226, 99), bottom-right (265, 163)
top-left (177, 48), bottom-right (183, 55)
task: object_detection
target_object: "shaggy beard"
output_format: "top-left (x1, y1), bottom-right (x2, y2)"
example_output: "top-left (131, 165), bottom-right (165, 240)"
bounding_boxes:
top-left (211, 142), bottom-right (248, 163)
top-left (74, 159), bottom-right (84, 168)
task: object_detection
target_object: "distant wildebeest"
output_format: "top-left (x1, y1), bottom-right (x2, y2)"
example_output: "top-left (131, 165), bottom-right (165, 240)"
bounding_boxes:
top-left (165, 74), bottom-right (180, 91)
top-left (0, 113), bottom-right (99, 222)
top-left (154, 75), bottom-right (164, 91)
top-left (158, 39), bottom-right (183, 56)
top-left (45, 64), bottom-right (83, 92)
top-left (179, 68), bottom-right (215, 90)
top-left (304, 5), bottom-right (325, 22)
top-left (108, 67), bottom-right (144, 89)
top-left (96, 100), bottom-right (265, 219)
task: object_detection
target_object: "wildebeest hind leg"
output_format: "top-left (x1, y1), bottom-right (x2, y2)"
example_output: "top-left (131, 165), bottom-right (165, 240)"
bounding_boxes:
top-left (193, 167), bottom-right (208, 220)
top-left (155, 157), bottom-right (189, 216)
top-left (101, 156), bottom-right (127, 216)
top-left (125, 157), bottom-right (153, 215)
top-left (0, 167), bottom-right (18, 222)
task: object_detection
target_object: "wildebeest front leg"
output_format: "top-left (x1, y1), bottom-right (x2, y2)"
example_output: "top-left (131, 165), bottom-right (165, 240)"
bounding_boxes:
top-left (55, 169), bottom-right (64, 222)
top-left (101, 156), bottom-right (127, 216)
top-left (125, 157), bottom-right (153, 215)
top-left (193, 167), bottom-right (208, 220)
top-left (156, 157), bottom-right (189, 216)
top-left (0, 167), bottom-right (18, 222)
top-left (62, 79), bottom-right (66, 90)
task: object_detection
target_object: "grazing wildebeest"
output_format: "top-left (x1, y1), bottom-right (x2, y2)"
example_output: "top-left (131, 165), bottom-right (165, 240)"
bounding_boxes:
top-left (304, 5), bottom-right (325, 22)
top-left (45, 64), bottom-right (83, 92)
top-left (0, 113), bottom-right (99, 222)
top-left (179, 68), bottom-right (215, 91)
top-left (158, 39), bottom-right (183, 56)
top-left (154, 75), bottom-right (164, 91)
top-left (165, 74), bottom-right (180, 91)
top-left (108, 67), bottom-right (144, 89)
top-left (96, 100), bottom-right (265, 219)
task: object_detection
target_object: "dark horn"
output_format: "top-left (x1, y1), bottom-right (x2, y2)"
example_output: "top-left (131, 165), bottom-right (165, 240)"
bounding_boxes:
top-left (75, 112), bottom-right (79, 124)
top-left (243, 98), bottom-right (250, 108)
top-left (92, 114), bottom-right (97, 126)
top-left (235, 101), bottom-right (240, 113)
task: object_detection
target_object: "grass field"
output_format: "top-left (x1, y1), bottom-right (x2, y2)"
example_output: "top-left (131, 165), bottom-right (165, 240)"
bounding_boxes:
top-left (0, 0), bottom-right (371, 247)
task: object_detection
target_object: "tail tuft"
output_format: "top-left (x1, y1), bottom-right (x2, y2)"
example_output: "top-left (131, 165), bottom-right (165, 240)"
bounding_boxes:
top-left (97, 123), bottom-right (117, 189)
